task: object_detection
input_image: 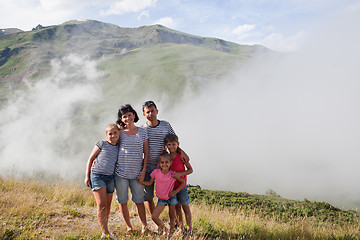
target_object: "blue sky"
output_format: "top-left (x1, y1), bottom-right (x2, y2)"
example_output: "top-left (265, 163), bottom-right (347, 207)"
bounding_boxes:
top-left (0, 0), bottom-right (359, 51)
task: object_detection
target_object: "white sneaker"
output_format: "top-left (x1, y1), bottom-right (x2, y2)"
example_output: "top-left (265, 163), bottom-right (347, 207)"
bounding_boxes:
top-left (101, 233), bottom-right (117, 239)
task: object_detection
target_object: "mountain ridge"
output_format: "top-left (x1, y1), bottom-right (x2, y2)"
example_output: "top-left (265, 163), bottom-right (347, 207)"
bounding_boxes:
top-left (0, 19), bottom-right (272, 104)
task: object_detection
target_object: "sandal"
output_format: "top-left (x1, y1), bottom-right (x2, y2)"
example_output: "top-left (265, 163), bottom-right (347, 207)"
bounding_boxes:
top-left (154, 227), bottom-right (167, 235)
top-left (101, 233), bottom-right (117, 239)
top-left (141, 226), bottom-right (150, 235)
top-left (125, 229), bottom-right (133, 236)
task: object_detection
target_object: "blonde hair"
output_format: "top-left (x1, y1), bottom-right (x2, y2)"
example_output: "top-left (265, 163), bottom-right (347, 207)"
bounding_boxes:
top-left (105, 123), bottom-right (119, 132)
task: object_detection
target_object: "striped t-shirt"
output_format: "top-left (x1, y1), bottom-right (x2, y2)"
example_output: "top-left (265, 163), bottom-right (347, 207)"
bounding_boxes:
top-left (115, 127), bottom-right (149, 179)
top-left (91, 140), bottom-right (119, 175)
top-left (141, 120), bottom-right (175, 166)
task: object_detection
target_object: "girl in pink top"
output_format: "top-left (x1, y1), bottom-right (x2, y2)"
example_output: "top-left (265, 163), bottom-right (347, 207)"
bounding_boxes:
top-left (139, 152), bottom-right (185, 236)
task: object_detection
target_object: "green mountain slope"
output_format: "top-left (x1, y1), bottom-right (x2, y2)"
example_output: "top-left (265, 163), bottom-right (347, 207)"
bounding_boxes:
top-left (0, 20), bottom-right (271, 104)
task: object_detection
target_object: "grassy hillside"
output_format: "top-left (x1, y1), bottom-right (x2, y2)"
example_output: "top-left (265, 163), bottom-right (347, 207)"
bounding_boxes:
top-left (98, 43), bottom-right (249, 105)
top-left (0, 20), bottom-right (270, 104)
top-left (1, 178), bottom-right (359, 239)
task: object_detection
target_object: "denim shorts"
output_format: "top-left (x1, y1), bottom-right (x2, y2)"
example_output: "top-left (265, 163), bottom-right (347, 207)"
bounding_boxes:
top-left (157, 195), bottom-right (178, 206)
top-left (90, 173), bottom-right (115, 193)
top-left (144, 165), bottom-right (156, 201)
top-left (114, 175), bottom-right (145, 204)
top-left (176, 186), bottom-right (190, 206)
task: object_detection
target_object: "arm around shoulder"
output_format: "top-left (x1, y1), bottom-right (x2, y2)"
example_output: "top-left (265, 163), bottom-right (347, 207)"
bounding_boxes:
top-left (179, 148), bottom-right (190, 163)
top-left (184, 160), bottom-right (193, 175)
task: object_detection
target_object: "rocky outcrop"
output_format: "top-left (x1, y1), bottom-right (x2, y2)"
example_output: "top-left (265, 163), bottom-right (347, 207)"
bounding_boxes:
top-left (0, 47), bottom-right (22, 66)
top-left (32, 24), bottom-right (46, 31)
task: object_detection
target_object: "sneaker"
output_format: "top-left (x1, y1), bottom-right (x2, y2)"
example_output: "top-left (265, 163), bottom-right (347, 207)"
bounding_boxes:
top-left (101, 233), bottom-right (117, 239)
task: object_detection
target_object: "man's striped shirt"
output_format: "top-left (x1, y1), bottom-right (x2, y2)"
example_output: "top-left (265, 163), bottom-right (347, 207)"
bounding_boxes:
top-left (141, 120), bottom-right (175, 166)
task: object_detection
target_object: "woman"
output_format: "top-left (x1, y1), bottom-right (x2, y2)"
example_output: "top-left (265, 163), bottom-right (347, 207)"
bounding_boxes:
top-left (114, 104), bottom-right (149, 235)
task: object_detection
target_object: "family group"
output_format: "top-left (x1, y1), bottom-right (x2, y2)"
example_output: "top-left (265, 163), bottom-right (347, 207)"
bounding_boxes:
top-left (84, 101), bottom-right (193, 239)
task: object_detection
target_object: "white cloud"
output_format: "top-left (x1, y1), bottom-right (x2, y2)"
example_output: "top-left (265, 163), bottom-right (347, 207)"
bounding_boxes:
top-left (0, 0), bottom-right (158, 30)
top-left (232, 24), bottom-right (255, 35)
top-left (137, 10), bottom-right (150, 21)
top-left (232, 24), bottom-right (257, 40)
top-left (0, 0), bottom-right (75, 30)
top-left (262, 31), bottom-right (309, 52)
top-left (153, 17), bottom-right (176, 28)
top-left (264, 25), bottom-right (274, 31)
top-left (101, 0), bottom-right (157, 16)
top-left (39, 0), bottom-right (75, 11)
top-left (172, 11), bottom-right (360, 207)
top-left (0, 54), bottom-right (104, 177)
top-left (342, 2), bottom-right (360, 13)
top-left (229, 23), bottom-right (309, 52)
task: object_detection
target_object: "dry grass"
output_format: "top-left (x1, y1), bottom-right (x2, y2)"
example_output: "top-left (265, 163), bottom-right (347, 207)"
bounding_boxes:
top-left (192, 202), bottom-right (360, 239)
top-left (1, 177), bottom-right (359, 239)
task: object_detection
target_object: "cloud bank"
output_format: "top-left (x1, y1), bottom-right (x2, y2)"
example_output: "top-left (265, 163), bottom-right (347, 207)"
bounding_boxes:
top-left (0, 55), bottom-right (104, 178)
top-left (167, 8), bottom-right (360, 208)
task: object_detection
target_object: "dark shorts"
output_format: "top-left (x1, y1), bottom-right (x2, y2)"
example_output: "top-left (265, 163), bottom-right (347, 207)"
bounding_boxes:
top-left (176, 186), bottom-right (190, 205)
top-left (144, 165), bottom-right (156, 201)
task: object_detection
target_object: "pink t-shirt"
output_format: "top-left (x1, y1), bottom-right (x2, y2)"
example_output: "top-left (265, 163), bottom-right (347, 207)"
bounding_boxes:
top-left (150, 169), bottom-right (176, 200)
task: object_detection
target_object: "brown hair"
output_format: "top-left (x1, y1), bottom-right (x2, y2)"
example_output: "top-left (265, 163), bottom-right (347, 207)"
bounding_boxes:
top-left (142, 100), bottom-right (157, 112)
top-left (159, 151), bottom-right (172, 161)
top-left (164, 134), bottom-right (178, 144)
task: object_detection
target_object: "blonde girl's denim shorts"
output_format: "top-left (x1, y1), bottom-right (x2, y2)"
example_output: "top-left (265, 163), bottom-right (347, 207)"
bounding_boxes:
top-left (90, 173), bottom-right (115, 193)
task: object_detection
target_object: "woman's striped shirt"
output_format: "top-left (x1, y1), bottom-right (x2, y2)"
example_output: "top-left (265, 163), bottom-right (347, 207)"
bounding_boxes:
top-left (115, 127), bottom-right (149, 179)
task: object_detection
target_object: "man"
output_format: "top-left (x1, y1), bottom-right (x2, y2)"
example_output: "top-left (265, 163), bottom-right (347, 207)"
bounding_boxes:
top-left (141, 100), bottom-right (177, 214)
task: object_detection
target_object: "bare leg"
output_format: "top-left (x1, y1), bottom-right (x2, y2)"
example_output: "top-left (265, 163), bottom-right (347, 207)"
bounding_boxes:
top-left (175, 204), bottom-right (184, 231)
top-left (118, 202), bottom-right (133, 232)
top-left (152, 205), bottom-right (166, 231)
top-left (145, 199), bottom-right (155, 215)
top-left (93, 188), bottom-right (111, 234)
top-left (182, 205), bottom-right (192, 232)
top-left (168, 205), bottom-right (177, 234)
top-left (105, 193), bottom-right (113, 230)
top-left (135, 202), bottom-right (148, 231)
